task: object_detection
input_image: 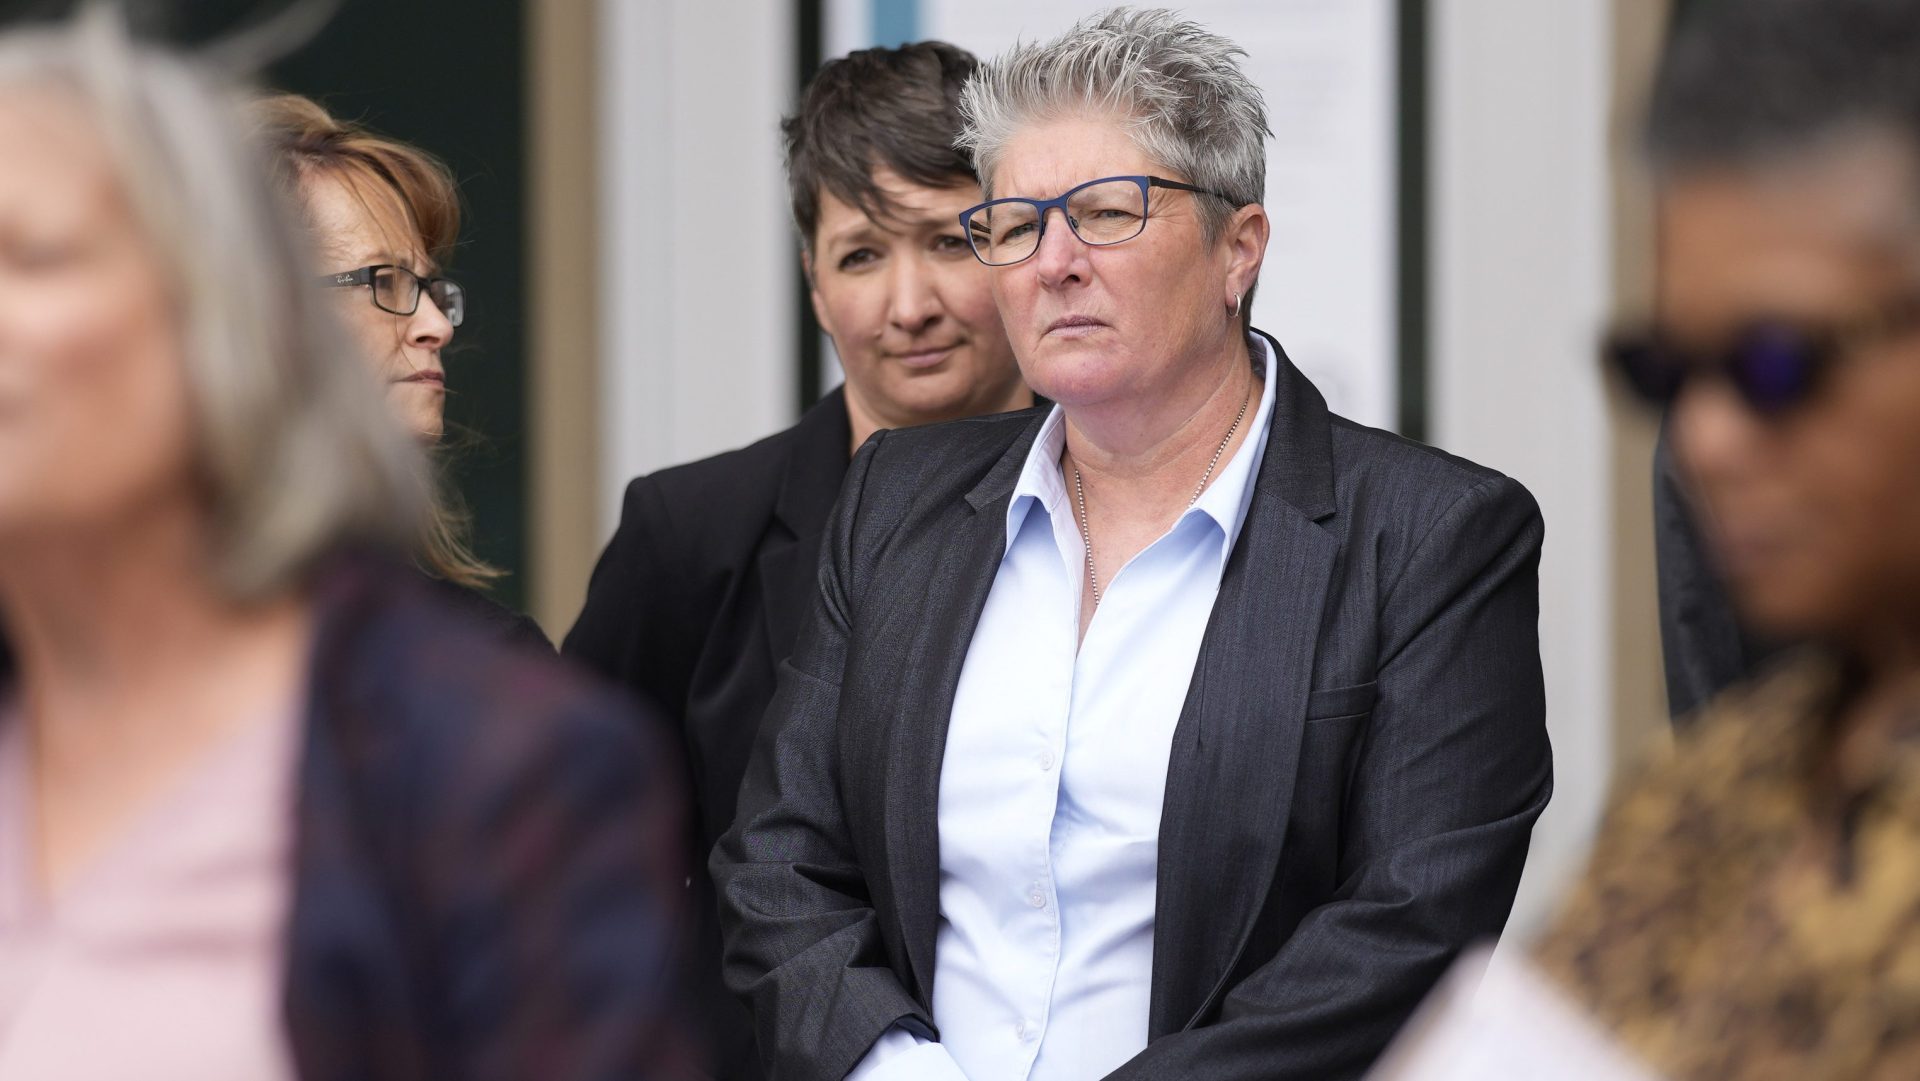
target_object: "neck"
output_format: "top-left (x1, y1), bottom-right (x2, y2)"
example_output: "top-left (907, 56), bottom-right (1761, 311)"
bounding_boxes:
top-left (1845, 613), bottom-right (1920, 692)
top-left (0, 501), bottom-right (309, 740)
top-left (844, 380), bottom-right (1036, 456)
top-left (1064, 331), bottom-right (1257, 509)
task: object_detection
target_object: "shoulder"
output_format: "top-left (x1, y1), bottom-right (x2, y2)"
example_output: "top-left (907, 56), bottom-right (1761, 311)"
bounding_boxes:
top-left (1330, 415), bottom-right (1534, 518)
top-left (847, 406), bottom-right (1045, 517)
top-left (615, 422), bottom-right (806, 556)
top-left (1321, 414), bottom-right (1542, 555)
top-left (422, 575), bottom-right (554, 653)
top-left (311, 559), bottom-right (673, 798)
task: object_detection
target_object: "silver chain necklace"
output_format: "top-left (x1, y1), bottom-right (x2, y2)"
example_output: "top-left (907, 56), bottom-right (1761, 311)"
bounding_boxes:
top-left (1071, 379), bottom-right (1252, 610)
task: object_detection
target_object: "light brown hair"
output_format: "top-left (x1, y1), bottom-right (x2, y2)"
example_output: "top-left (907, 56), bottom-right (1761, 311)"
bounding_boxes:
top-left (250, 91), bottom-right (501, 590)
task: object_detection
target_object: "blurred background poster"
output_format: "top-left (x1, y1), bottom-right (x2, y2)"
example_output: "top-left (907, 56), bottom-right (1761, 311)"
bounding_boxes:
top-left (825, 0), bottom-right (1404, 432)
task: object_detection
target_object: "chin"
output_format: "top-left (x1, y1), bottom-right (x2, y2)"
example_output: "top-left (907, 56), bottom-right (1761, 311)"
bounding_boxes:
top-left (1023, 358), bottom-right (1131, 408)
top-left (1728, 572), bottom-right (1847, 643)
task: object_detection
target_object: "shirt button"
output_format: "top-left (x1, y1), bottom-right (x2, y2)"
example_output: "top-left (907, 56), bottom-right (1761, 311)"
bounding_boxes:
top-left (1015, 1020), bottom-right (1027, 1039)
top-left (1028, 888), bottom-right (1046, 909)
top-left (1039, 750), bottom-right (1056, 771)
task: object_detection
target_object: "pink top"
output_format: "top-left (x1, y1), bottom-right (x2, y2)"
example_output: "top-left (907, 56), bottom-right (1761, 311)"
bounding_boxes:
top-left (0, 704), bottom-right (301, 1081)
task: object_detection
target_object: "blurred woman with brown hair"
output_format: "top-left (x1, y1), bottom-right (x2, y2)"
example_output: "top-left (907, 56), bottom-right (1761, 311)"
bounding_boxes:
top-left (250, 92), bottom-right (548, 649)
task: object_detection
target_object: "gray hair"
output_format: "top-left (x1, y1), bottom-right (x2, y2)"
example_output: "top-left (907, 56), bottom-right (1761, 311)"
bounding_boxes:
top-left (957, 6), bottom-right (1271, 243)
top-left (0, 5), bottom-right (425, 601)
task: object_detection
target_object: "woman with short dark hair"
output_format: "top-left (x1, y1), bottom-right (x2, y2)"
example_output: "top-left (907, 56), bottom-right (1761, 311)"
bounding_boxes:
top-left (564, 39), bottom-right (1031, 1080)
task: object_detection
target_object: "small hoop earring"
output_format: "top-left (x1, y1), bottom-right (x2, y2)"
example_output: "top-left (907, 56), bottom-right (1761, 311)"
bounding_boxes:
top-left (1228, 291), bottom-right (1243, 320)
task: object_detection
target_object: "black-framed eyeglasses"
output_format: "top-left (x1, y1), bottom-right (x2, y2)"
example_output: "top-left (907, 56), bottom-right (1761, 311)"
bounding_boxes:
top-left (958, 174), bottom-right (1244, 267)
top-left (320, 264), bottom-right (466, 328)
top-left (1604, 296), bottom-right (1920, 417)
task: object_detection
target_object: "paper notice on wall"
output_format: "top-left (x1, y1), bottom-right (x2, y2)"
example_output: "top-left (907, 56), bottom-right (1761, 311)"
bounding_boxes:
top-left (1368, 946), bottom-right (1669, 1081)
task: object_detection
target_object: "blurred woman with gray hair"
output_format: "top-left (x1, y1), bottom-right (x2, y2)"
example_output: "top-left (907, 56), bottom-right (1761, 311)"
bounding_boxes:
top-left (712, 8), bottom-right (1550, 1080)
top-left (0, 9), bottom-right (692, 1079)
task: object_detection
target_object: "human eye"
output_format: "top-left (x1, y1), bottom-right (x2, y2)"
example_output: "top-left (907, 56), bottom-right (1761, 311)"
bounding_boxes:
top-left (0, 229), bottom-right (91, 272)
top-left (933, 234), bottom-right (970, 255)
top-left (837, 247), bottom-right (878, 271)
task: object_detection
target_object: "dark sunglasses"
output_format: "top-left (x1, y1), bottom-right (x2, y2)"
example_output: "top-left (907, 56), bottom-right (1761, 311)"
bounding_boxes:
top-left (1605, 297), bottom-right (1920, 416)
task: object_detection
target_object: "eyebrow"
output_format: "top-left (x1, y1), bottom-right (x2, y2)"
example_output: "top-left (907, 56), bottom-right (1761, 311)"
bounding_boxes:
top-left (824, 210), bottom-right (961, 250)
top-left (357, 249), bottom-right (434, 274)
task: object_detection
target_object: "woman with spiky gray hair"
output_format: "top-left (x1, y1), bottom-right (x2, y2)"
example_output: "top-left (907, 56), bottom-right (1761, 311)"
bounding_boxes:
top-left (714, 8), bottom-right (1550, 1080)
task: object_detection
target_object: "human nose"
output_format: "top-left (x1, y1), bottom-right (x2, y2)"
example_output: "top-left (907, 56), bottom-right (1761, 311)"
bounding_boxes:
top-left (888, 252), bottom-right (943, 334)
top-left (1029, 205), bottom-right (1089, 287)
top-left (1672, 379), bottom-right (1767, 495)
top-left (408, 289), bottom-right (454, 350)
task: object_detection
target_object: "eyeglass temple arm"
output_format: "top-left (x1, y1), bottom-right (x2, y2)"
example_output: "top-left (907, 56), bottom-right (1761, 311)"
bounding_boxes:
top-left (1146, 176), bottom-right (1246, 206)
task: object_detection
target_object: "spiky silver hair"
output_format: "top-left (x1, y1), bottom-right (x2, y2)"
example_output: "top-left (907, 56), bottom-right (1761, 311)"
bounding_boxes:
top-left (957, 6), bottom-right (1271, 241)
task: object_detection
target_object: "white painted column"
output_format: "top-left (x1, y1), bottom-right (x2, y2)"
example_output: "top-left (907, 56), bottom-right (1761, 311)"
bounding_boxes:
top-left (1430, 0), bottom-right (1616, 936)
top-left (597, 0), bottom-right (797, 535)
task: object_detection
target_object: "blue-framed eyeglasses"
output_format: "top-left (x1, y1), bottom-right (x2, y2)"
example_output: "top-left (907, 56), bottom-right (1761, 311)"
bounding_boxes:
top-left (958, 174), bottom-right (1243, 267)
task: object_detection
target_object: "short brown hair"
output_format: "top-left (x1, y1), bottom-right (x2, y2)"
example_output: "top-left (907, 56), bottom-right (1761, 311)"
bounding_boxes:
top-left (250, 92), bottom-right (500, 591)
top-left (783, 41), bottom-right (980, 249)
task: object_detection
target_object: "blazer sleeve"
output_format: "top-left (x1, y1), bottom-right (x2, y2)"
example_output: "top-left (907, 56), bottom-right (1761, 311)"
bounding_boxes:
top-left (562, 475), bottom-right (698, 715)
top-left (1652, 425), bottom-right (1771, 722)
top-left (710, 433), bottom-right (933, 1081)
top-left (1106, 474), bottom-right (1553, 1081)
top-left (421, 688), bottom-right (702, 1080)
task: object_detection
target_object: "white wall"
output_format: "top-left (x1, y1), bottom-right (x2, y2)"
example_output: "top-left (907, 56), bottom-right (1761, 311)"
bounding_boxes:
top-left (1431, 0), bottom-right (1615, 936)
top-left (597, 0), bottom-right (796, 534)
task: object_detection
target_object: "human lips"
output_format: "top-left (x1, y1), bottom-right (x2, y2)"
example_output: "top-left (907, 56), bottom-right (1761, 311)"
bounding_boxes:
top-left (396, 370), bottom-right (445, 387)
top-left (889, 342), bottom-right (963, 369)
top-left (1045, 314), bottom-right (1108, 338)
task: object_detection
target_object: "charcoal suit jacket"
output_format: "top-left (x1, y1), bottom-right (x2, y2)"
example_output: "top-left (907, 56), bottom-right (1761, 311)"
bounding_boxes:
top-left (712, 333), bottom-right (1554, 1080)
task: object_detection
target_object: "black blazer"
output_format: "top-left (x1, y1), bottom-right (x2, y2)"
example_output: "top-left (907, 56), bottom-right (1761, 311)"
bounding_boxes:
top-left (0, 554), bottom-right (696, 1079)
top-left (713, 336), bottom-right (1553, 1081)
top-left (564, 387), bottom-right (853, 1080)
top-left (1652, 425), bottom-right (1778, 722)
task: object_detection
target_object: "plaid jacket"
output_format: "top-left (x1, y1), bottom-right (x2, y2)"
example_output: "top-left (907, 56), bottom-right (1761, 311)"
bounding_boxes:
top-left (282, 553), bottom-right (700, 1080)
top-left (0, 552), bottom-right (700, 1079)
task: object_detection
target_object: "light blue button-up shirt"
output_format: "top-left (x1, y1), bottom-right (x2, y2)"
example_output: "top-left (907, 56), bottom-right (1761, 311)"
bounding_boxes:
top-left (848, 338), bottom-right (1277, 1081)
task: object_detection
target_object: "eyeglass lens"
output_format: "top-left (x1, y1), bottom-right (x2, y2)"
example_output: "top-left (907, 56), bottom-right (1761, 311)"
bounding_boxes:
top-left (969, 178), bottom-right (1148, 266)
top-left (367, 266), bottom-right (465, 328)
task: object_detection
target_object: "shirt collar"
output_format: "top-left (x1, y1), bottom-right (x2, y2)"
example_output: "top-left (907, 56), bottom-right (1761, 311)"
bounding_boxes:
top-left (1004, 334), bottom-right (1280, 562)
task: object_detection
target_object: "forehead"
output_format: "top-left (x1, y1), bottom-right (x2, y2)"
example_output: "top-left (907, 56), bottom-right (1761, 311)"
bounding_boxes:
top-left (0, 88), bottom-right (119, 217)
top-left (814, 166), bottom-right (980, 239)
top-left (991, 113), bottom-right (1156, 197)
top-left (1658, 138), bottom-right (1920, 327)
top-left (299, 168), bottom-right (426, 264)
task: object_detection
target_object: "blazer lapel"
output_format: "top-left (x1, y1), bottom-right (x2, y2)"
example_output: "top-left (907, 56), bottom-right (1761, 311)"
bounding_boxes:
top-left (881, 414), bottom-right (1045, 1006)
top-left (1149, 339), bottom-right (1341, 1036)
top-left (759, 388), bottom-right (853, 655)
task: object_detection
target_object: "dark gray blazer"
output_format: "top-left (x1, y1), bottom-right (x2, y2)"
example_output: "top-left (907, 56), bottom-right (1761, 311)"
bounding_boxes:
top-left (712, 336), bottom-right (1552, 1081)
